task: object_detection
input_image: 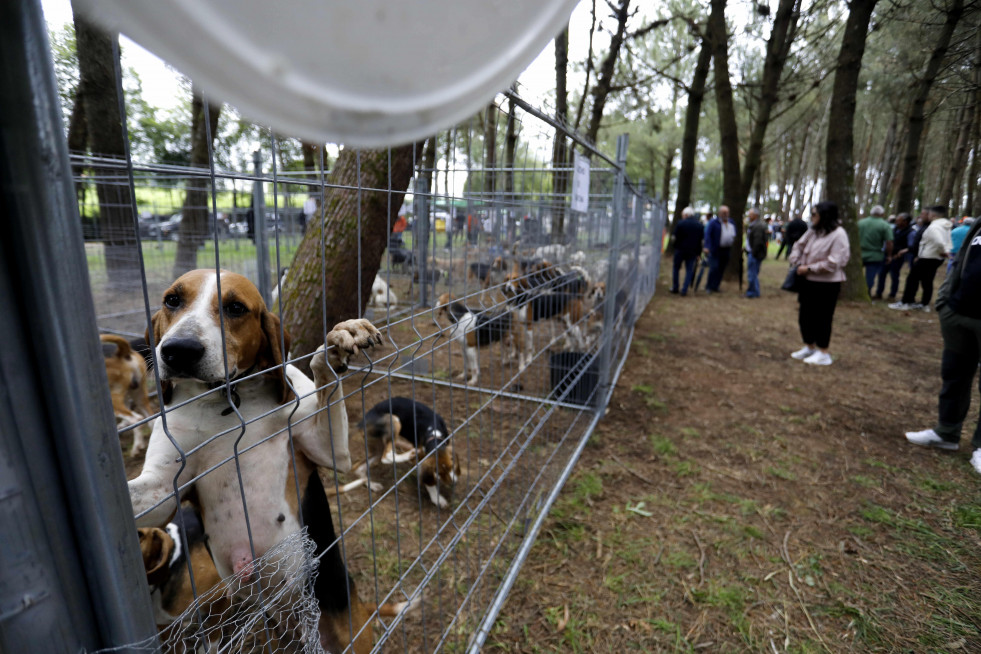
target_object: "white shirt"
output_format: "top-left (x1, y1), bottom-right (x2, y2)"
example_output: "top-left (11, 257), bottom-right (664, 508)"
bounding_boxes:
top-left (719, 220), bottom-right (735, 247)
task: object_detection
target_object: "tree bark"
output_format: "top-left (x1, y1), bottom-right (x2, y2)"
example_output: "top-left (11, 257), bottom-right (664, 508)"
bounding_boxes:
top-left (707, 0), bottom-right (744, 280)
top-left (173, 92), bottom-right (221, 277)
top-left (674, 36), bottom-right (713, 224)
top-left (74, 15), bottom-right (139, 290)
top-left (940, 99), bottom-right (975, 209)
top-left (876, 116), bottom-right (898, 206)
top-left (552, 24), bottom-right (570, 240)
top-left (483, 103), bottom-right (498, 200)
top-left (893, 0), bottom-right (965, 214)
top-left (282, 146), bottom-right (416, 363)
top-left (584, 0), bottom-right (631, 146)
top-left (825, 0), bottom-right (878, 301)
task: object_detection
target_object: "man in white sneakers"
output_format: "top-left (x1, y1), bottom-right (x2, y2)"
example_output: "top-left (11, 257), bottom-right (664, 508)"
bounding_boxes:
top-left (905, 215), bottom-right (981, 475)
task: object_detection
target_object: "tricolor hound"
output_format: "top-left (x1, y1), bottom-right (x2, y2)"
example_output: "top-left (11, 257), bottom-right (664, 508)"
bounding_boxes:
top-left (436, 292), bottom-right (515, 386)
top-left (335, 397), bottom-right (459, 508)
top-left (129, 269), bottom-right (396, 652)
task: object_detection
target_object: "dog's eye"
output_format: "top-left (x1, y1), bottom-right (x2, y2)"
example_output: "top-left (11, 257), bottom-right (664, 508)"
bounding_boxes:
top-left (163, 294), bottom-right (181, 310)
top-left (225, 301), bottom-right (248, 317)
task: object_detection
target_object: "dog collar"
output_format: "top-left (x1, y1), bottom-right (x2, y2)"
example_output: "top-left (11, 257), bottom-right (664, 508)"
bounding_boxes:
top-left (210, 364), bottom-right (256, 416)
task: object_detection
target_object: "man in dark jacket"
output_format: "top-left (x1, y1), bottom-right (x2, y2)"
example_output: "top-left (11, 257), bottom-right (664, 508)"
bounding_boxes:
top-left (905, 217), bottom-right (981, 476)
top-left (703, 205), bottom-right (736, 293)
top-left (776, 213), bottom-right (807, 260)
top-left (744, 207), bottom-right (768, 298)
top-left (670, 207), bottom-right (704, 296)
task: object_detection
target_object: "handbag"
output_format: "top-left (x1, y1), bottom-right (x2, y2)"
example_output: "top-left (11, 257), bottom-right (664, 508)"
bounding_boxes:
top-left (781, 265), bottom-right (801, 292)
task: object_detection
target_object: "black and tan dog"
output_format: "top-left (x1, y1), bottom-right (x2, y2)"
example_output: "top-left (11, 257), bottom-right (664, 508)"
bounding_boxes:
top-left (336, 397), bottom-right (460, 509)
top-left (502, 262), bottom-right (590, 364)
top-left (435, 292), bottom-right (515, 386)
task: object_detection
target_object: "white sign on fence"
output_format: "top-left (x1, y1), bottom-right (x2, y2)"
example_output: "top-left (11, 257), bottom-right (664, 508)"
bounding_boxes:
top-left (571, 152), bottom-right (590, 213)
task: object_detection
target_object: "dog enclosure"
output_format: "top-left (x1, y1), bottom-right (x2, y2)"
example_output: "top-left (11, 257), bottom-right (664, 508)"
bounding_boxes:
top-left (0, 4), bottom-right (665, 652)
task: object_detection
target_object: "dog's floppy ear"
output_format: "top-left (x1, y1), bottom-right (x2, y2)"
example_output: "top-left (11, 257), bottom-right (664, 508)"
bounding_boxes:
top-left (138, 527), bottom-right (175, 586)
top-left (145, 315), bottom-right (173, 405)
top-left (258, 311), bottom-right (293, 404)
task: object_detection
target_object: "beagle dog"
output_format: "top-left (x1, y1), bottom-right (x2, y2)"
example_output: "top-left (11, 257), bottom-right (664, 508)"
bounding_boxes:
top-left (138, 482), bottom-right (413, 653)
top-left (137, 504), bottom-right (230, 643)
top-left (129, 269), bottom-right (390, 651)
top-left (369, 274), bottom-right (398, 310)
top-left (502, 263), bottom-right (589, 361)
top-left (336, 397), bottom-right (460, 509)
top-left (435, 292), bottom-right (515, 386)
top-left (101, 333), bottom-right (154, 456)
top-left (466, 262), bottom-right (494, 289)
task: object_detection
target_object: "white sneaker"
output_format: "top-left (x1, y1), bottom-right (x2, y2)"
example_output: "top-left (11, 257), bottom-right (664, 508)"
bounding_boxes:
top-left (921, 305), bottom-right (931, 313)
top-left (971, 449), bottom-right (981, 474)
top-left (888, 302), bottom-right (911, 310)
top-left (909, 303), bottom-right (924, 310)
top-left (803, 351), bottom-right (833, 366)
top-left (905, 428), bottom-right (959, 450)
top-left (791, 346), bottom-right (816, 360)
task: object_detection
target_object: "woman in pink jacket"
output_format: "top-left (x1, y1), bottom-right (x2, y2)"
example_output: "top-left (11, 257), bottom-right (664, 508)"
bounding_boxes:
top-left (788, 201), bottom-right (851, 366)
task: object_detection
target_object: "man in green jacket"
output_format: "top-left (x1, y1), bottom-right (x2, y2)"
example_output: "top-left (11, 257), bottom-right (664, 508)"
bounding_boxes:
top-left (857, 205), bottom-right (893, 298)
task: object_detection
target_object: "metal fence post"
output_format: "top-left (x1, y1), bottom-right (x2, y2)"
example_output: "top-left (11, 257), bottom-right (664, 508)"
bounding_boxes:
top-left (596, 134), bottom-right (629, 408)
top-left (0, 2), bottom-right (158, 650)
top-left (253, 150), bottom-right (272, 306)
top-left (632, 180), bottom-right (646, 306)
top-left (413, 176), bottom-right (431, 306)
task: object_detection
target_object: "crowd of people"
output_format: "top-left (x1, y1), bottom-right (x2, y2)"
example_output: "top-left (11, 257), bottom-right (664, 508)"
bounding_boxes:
top-left (668, 200), bottom-right (981, 477)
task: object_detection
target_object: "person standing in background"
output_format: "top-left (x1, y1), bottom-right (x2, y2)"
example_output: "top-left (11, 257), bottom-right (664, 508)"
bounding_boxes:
top-left (744, 207), bottom-right (768, 298)
top-left (788, 201), bottom-right (851, 366)
top-left (858, 205), bottom-right (893, 298)
top-left (776, 213), bottom-right (808, 260)
top-left (703, 205), bottom-right (736, 293)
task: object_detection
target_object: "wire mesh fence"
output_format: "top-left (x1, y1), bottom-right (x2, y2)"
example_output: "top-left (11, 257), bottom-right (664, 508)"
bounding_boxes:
top-left (57, 84), bottom-right (665, 653)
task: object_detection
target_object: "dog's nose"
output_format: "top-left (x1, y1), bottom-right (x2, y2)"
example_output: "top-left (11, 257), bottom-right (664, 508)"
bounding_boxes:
top-left (161, 338), bottom-right (205, 373)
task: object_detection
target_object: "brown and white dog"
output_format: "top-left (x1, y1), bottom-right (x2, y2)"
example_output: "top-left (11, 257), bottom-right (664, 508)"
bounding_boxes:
top-left (502, 263), bottom-right (590, 363)
top-left (334, 397), bottom-right (460, 509)
top-left (101, 333), bottom-right (154, 456)
top-left (435, 292), bottom-right (515, 386)
top-left (129, 269), bottom-right (398, 652)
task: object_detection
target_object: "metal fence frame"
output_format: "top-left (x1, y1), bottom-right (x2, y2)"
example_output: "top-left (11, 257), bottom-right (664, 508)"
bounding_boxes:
top-left (0, 4), bottom-right (668, 652)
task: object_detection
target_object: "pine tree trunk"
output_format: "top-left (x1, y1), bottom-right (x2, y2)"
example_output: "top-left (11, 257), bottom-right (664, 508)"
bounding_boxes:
top-left (825, 0), bottom-right (877, 301)
top-left (674, 36), bottom-right (713, 224)
top-left (876, 116), bottom-right (898, 206)
top-left (173, 92), bottom-right (221, 277)
top-left (551, 25), bottom-right (570, 241)
top-left (483, 103), bottom-right (498, 200)
top-left (894, 0), bottom-right (965, 214)
top-left (584, 0), bottom-right (631, 146)
top-left (281, 146), bottom-right (416, 363)
top-left (74, 16), bottom-right (140, 290)
top-left (941, 100), bottom-right (975, 209)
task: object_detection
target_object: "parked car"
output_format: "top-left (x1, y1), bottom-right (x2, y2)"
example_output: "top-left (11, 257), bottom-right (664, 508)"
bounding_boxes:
top-left (156, 212), bottom-right (183, 240)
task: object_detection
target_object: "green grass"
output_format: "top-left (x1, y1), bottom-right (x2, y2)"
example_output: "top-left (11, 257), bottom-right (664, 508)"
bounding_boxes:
top-left (649, 434), bottom-right (677, 456)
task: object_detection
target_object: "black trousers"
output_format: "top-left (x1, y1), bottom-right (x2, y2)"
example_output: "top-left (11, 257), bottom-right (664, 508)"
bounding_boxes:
top-left (797, 280), bottom-right (841, 349)
top-left (901, 257), bottom-right (944, 306)
top-left (935, 306), bottom-right (981, 449)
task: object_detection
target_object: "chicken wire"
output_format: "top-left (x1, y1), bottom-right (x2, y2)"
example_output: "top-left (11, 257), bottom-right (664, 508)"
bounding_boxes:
top-left (38, 50), bottom-right (666, 652)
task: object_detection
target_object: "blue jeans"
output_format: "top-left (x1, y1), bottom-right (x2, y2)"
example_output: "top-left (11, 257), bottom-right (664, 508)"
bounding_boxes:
top-left (672, 251), bottom-right (698, 295)
top-left (745, 252), bottom-right (761, 297)
top-left (706, 247), bottom-right (731, 292)
top-left (863, 260), bottom-right (884, 295)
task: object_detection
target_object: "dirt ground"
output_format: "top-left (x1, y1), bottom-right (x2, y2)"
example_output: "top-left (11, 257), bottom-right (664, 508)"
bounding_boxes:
top-left (486, 253), bottom-right (981, 653)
